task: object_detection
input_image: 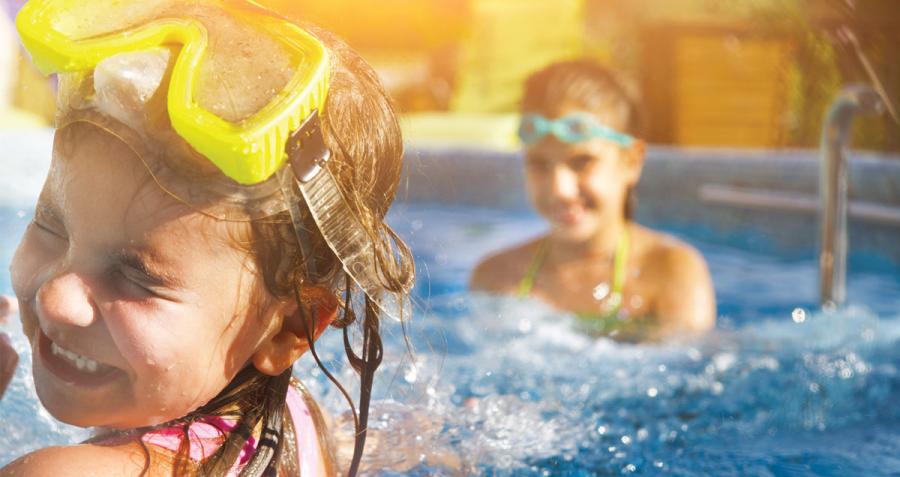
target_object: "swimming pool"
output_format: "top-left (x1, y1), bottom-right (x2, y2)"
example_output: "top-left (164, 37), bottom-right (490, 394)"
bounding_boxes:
top-left (2, 133), bottom-right (900, 476)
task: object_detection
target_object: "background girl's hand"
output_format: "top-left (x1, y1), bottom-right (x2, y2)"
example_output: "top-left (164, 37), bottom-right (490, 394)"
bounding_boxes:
top-left (0, 295), bottom-right (19, 400)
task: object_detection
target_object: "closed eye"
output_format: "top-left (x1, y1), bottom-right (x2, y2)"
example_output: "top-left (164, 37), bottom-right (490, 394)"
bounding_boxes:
top-left (112, 268), bottom-right (159, 298)
top-left (32, 204), bottom-right (68, 240)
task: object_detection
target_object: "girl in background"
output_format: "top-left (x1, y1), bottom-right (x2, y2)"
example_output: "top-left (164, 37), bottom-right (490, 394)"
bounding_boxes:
top-left (472, 60), bottom-right (714, 340)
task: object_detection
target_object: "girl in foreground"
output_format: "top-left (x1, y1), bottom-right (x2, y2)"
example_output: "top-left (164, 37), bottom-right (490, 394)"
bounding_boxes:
top-left (1, 0), bottom-right (413, 475)
top-left (471, 60), bottom-right (715, 340)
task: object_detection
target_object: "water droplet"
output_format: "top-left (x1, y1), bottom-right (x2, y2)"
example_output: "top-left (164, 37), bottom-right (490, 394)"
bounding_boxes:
top-left (404, 364), bottom-right (418, 383)
top-left (792, 308), bottom-right (807, 323)
top-left (654, 460), bottom-right (665, 469)
top-left (647, 387), bottom-right (658, 398)
top-left (687, 348), bottom-right (702, 361)
top-left (597, 425), bottom-right (607, 435)
top-left (636, 428), bottom-right (649, 441)
top-left (592, 283), bottom-right (611, 301)
top-left (621, 435), bottom-right (632, 445)
top-left (16, 210), bottom-right (26, 218)
top-left (518, 319), bottom-right (533, 333)
top-left (711, 381), bottom-right (724, 395)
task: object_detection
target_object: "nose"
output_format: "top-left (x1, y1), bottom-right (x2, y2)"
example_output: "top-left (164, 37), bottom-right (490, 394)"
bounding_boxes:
top-left (549, 166), bottom-right (580, 202)
top-left (35, 271), bottom-right (97, 330)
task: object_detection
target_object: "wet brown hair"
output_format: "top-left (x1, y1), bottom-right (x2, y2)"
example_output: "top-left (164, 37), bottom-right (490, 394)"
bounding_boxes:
top-left (186, 23), bottom-right (414, 477)
top-left (521, 59), bottom-right (642, 220)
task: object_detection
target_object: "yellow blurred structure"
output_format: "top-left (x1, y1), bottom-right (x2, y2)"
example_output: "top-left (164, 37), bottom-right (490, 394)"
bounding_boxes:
top-left (642, 25), bottom-right (794, 147)
top-left (1, 10), bottom-right (52, 128)
top-left (451, 0), bottom-right (586, 113)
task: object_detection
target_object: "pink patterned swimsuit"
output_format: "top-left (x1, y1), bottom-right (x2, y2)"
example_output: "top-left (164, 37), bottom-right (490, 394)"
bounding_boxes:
top-left (140, 384), bottom-right (329, 476)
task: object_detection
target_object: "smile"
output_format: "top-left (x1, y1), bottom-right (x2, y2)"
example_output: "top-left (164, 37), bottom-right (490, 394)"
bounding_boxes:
top-left (37, 330), bottom-right (121, 385)
top-left (50, 340), bottom-right (108, 374)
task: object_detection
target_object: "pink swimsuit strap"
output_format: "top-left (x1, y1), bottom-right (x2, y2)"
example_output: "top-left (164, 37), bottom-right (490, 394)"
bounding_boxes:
top-left (141, 384), bottom-right (325, 477)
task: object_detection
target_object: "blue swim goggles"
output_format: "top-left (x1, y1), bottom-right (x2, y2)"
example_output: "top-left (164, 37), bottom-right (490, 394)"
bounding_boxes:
top-left (518, 113), bottom-right (635, 147)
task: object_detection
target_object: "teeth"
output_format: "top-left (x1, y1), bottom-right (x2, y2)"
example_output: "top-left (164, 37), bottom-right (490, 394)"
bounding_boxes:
top-left (50, 341), bottom-right (106, 374)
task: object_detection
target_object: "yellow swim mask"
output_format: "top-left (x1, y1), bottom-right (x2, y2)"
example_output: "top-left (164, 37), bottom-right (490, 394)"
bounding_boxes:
top-left (16, 0), bottom-right (329, 186)
top-left (16, 0), bottom-right (410, 321)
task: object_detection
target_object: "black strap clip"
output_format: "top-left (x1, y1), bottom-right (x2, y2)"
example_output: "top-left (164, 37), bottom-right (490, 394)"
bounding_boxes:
top-left (288, 109), bottom-right (332, 183)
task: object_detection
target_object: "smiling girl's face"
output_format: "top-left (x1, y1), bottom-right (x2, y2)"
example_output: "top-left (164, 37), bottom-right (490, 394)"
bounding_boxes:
top-left (9, 123), bottom-right (286, 429)
top-left (523, 104), bottom-right (643, 242)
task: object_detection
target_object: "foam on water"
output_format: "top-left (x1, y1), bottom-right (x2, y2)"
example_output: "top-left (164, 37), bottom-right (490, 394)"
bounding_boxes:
top-left (292, 292), bottom-right (900, 476)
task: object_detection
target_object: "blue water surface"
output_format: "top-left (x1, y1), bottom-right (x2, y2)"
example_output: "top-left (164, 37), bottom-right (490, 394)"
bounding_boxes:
top-left (2, 202), bottom-right (900, 476)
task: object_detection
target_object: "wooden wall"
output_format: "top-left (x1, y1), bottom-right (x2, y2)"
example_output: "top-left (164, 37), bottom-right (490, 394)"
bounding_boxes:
top-left (642, 24), bottom-right (794, 147)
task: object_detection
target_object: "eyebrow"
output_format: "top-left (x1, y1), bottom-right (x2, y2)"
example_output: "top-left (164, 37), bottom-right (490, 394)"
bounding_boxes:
top-left (115, 250), bottom-right (184, 288)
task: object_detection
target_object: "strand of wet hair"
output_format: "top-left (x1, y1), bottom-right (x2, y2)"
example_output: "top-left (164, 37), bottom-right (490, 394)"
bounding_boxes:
top-left (343, 295), bottom-right (383, 477)
top-left (296, 274), bottom-right (367, 470)
top-left (238, 369), bottom-right (291, 477)
top-left (196, 369), bottom-right (266, 476)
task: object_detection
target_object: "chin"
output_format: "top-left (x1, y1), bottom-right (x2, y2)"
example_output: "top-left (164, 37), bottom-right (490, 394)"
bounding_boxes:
top-left (35, 385), bottom-right (106, 428)
top-left (31, 363), bottom-right (125, 429)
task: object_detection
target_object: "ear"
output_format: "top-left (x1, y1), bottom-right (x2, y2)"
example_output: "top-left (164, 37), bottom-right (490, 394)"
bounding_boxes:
top-left (251, 287), bottom-right (339, 376)
top-left (624, 139), bottom-right (646, 186)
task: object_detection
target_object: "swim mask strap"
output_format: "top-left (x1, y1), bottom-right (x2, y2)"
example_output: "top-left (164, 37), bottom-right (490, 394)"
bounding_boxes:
top-left (281, 110), bottom-right (410, 319)
top-left (518, 113), bottom-right (635, 147)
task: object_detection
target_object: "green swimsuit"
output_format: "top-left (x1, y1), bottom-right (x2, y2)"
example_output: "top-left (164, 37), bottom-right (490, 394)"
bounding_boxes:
top-left (517, 231), bottom-right (632, 334)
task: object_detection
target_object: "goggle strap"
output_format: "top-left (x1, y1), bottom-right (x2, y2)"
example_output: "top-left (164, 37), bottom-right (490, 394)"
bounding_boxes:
top-left (285, 113), bottom-right (410, 322)
top-left (288, 110), bottom-right (331, 184)
top-left (278, 170), bottom-right (319, 282)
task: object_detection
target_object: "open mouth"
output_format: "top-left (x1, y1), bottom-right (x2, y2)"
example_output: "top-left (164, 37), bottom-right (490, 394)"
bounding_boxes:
top-left (37, 330), bottom-right (122, 386)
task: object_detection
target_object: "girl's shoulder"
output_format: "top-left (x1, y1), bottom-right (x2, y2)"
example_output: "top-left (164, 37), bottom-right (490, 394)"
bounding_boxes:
top-left (631, 224), bottom-right (705, 271)
top-left (0, 438), bottom-right (151, 477)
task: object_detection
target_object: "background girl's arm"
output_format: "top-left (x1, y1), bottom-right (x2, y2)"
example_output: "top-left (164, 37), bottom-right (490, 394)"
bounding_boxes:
top-left (654, 246), bottom-right (716, 337)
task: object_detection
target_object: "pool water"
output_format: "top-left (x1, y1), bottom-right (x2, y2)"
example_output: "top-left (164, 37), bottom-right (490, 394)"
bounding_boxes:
top-left (2, 202), bottom-right (900, 476)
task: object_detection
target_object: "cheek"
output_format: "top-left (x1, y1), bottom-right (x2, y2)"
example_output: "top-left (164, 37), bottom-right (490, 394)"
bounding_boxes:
top-left (583, 165), bottom-right (627, 204)
top-left (108, 300), bottom-right (258, 383)
top-left (106, 301), bottom-right (217, 375)
top-left (107, 302), bottom-right (236, 415)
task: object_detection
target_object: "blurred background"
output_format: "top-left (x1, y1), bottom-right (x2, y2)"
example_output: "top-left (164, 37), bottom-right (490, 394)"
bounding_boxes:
top-left (275, 0), bottom-right (898, 151)
top-left (2, 0), bottom-right (898, 150)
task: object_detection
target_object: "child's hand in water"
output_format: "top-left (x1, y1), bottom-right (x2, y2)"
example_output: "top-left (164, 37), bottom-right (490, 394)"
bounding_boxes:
top-left (0, 295), bottom-right (19, 400)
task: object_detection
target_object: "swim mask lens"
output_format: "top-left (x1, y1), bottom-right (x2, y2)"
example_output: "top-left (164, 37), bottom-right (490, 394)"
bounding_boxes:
top-left (518, 113), bottom-right (635, 147)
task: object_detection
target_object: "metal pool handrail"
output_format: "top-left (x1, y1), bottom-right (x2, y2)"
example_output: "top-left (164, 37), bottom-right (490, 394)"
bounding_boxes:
top-left (819, 84), bottom-right (884, 308)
